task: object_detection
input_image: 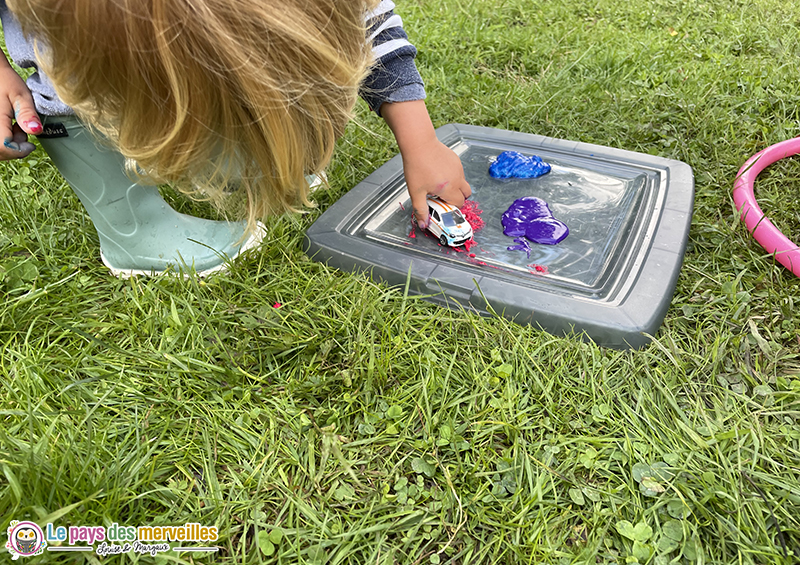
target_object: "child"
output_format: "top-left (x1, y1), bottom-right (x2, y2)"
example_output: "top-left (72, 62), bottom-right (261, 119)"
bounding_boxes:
top-left (0, 0), bottom-right (471, 276)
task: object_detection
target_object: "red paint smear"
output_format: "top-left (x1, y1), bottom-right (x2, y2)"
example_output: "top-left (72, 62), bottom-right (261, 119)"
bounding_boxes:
top-left (452, 246), bottom-right (466, 253)
top-left (399, 201), bottom-right (406, 211)
top-left (527, 263), bottom-right (549, 275)
top-left (469, 253), bottom-right (476, 258)
top-left (461, 200), bottom-right (485, 232)
top-left (410, 223), bottom-right (438, 242)
top-left (468, 258), bottom-right (508, 272)
top-left (463, 238), bottom-right (477, 252)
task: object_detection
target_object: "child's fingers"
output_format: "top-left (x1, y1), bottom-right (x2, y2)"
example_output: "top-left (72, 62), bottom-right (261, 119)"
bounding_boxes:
top-left (455, 178), bottom-right (472, 201)
top-left (410, 177), bottom-right (472, 229)
top-left (13, 94), bottom-right (42, 135)
top-left (410, 190), bottom-right (430, 229)
top-left (462, 179), bottom-right (472, 200)
top-left (436, 179), bottom-right (471, 210)
top-left (0, 85), bottom-right (40, 160)
top-left (0, 65), bottom-right (39, 159)
top-left (0, 122), bottom-right (36, 160)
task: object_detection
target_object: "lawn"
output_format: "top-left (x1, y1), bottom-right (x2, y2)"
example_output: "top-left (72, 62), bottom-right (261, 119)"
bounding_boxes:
top-left (1, 0), bottom-right (799, 563)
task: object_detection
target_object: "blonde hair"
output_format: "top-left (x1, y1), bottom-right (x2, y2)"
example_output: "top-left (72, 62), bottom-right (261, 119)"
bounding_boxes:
top-left (8, 0), bottom-right (378, 229)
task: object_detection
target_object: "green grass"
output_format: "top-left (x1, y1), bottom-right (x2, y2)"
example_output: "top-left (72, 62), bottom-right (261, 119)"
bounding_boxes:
top-left (1, 0), bottom-right (800, 563)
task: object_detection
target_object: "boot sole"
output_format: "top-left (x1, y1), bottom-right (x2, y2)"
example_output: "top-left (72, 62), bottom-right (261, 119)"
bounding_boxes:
top-left (102, 221), bottom-right (267, 279)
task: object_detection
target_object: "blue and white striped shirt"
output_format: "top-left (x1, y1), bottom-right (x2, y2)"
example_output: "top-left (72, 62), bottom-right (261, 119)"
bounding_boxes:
top-left (362, 0), bottom-right (426, 115)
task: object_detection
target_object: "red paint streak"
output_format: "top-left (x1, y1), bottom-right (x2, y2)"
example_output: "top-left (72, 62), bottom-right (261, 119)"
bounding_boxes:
top-left (421, 228), bottom-right (440, 242)
top-left (473, 260), bottom-right (507, 272)
top-left (463, 238), bottom-right (477, 252)
top-left (527, 263), bottom-right (549, 275)
top-left (399, 201), bottom-right (406, 211)
top-left (461, 200), bottom-right (485, 232)
top-left (465, 257), bottom-right (510, 272)
top-left (408, 225), bottom-right (416, 238)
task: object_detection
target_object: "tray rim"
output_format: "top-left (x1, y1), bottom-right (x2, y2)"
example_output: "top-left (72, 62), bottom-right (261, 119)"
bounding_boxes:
top-left (304, 124), bottom-right (694, 349)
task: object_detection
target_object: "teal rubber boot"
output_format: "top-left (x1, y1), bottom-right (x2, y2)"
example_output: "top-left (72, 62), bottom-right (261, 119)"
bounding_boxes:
top-left (37, 116), bottom-right (265, 277)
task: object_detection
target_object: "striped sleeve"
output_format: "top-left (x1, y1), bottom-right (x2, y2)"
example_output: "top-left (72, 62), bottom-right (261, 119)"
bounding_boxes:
top-left (360, 0), bottom-right (426, 115)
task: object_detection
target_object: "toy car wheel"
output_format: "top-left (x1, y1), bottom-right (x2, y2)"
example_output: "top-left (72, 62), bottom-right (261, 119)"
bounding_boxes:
top-left (439, 234), bottom-right (448, 246)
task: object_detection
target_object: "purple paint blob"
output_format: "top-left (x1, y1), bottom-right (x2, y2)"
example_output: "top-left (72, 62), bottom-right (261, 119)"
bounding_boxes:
top-left (502, 197), bottom-right (569, 245)
top-left (489, 151), bottom-right (551, 179)
top-left (507, 237), bottom-right (532, 258)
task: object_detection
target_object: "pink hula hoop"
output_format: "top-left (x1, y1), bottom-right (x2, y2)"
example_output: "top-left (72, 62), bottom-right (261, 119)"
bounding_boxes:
top-left (733, 137), bottom-right (800, 277)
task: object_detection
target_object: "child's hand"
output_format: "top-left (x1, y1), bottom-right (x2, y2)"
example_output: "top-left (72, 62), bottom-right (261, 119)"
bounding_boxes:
top-left (381, 100), bottom-right (471, 229)
top-left (400, 137), bottom-right (471, 229)
top-left (0, 60), bottom-right (41, 161)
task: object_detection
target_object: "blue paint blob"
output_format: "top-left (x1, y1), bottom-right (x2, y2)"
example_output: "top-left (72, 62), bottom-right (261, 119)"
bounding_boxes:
top-left (502, 197), bottom-right (569, 245)
top-left (489, 151), bottom-right (551, 179)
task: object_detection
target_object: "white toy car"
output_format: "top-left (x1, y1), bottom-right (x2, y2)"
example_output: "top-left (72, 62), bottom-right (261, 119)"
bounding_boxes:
top-left (423, 196), bottom-right (473, 247)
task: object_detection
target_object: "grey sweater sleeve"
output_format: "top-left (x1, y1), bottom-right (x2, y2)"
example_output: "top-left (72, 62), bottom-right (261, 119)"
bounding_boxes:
top-left (360, 1), bottom-right (426, 116)
top-left (0, 0), bottom-right (73, 116)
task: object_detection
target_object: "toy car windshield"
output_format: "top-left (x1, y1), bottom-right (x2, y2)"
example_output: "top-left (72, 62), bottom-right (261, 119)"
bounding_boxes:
top-left (442, 210), bottom-right (466, 227)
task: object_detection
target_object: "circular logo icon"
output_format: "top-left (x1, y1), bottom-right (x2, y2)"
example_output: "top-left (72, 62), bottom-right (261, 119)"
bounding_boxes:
top-left (9, 521), bottom-right (45, 556)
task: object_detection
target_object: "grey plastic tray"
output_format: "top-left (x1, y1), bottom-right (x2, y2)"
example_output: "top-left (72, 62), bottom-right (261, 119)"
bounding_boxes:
top-left (304, 124), bottom-right (694, 348)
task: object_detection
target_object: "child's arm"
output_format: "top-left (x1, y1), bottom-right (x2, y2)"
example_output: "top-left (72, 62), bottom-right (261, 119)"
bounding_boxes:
top-left (361, 1), bottom-right (470, 229)
top-left (381, 100), bottom-right (470, 229)
top-left (0, 53), bottom-right (41, 160)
